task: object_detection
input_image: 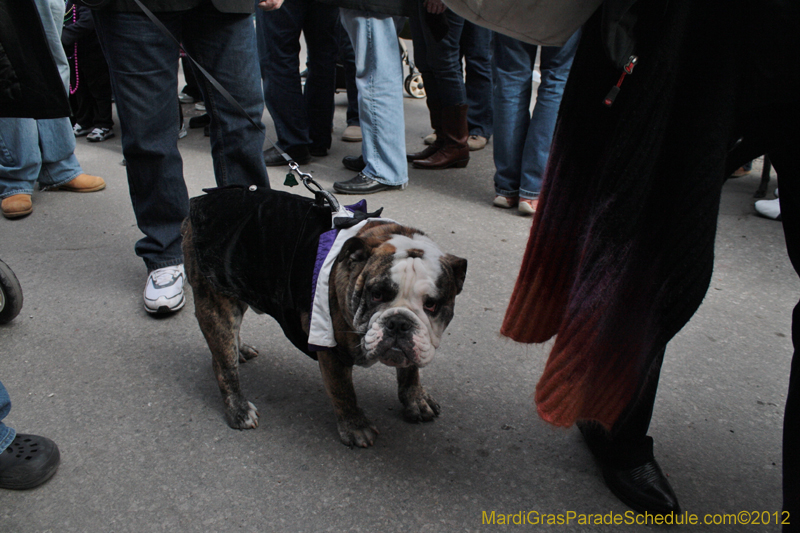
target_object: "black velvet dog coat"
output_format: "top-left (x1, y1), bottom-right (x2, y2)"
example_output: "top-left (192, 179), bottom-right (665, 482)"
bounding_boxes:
top-left (188, 186), bottom-right (334, 359)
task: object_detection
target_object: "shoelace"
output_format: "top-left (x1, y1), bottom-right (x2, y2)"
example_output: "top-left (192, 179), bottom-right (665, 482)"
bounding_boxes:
top-left (151, 268), bottom-right (181, 286)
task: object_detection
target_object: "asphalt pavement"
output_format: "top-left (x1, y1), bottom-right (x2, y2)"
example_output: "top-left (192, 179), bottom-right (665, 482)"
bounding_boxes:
top-left (0, 89), bottom-right (796, 532)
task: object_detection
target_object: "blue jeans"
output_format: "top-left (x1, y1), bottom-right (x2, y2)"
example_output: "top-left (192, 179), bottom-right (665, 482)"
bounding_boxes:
top-left (492, 31), bottom-right (580, 200)
top-left (0, 118), bottom-right (84, 199)
top-left (409, 6), bottom-right (466, 108)
top-left (461, 21), bottom-right (493, 138)
top-left (0, 380), bottom-right (14, 453)
top-left (94, 6), bottom-right (268, 271)
top-left (256, 0), bottom-right (339, 151)
top-left (33, 0), bottom-right (69, 94)
top-left (340, 10), bottom-right (408, 186)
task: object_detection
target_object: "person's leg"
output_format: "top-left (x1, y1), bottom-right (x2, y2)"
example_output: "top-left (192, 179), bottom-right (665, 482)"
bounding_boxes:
top-left (184, 4), bottom-right (269, 189)
top-left (0, 119), bottom-right (42, 200)
top-left (407, 4), bottom-right (441, 157)
top-left (85, 47), bottom-right (115, 130)
top-left (491, 34), bottom-right (536, 201)
top-left (338, 10), bottom-right (407, 187)
top-left (36, 118), bottom-right (85, 188)
top-left (769, 143), bottom-right (800, 530)
top-left (180, 56), bottom-right (203, 101)
top-left (460, 20), bottom-right (493, 140)
top-left (517, 30), bottom-right (580, 201)
top-left (578, 345), bottom-right (680, 515)
top-left (32, 0), bottom-right (69, 94)
top-left (337, 17), bottom-right (359, 129)
top-left (93, 9), bottom-right (187, 271)
top-left (410, 8), bottom-right (469, 169)
top-left (256, 0), bottom-right (310, 152)
top-left (302, 2), bottom-right (338, 153)
top-left (416, 9), bottom-right (465, 107)
top-left (0, 380), bottom-right (14, 454)
top-left (0, 379), bottom-right (61, 490)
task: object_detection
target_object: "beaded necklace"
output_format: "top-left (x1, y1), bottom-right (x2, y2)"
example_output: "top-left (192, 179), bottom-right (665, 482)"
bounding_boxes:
top-left (65, 4), bottom-right (79, 94)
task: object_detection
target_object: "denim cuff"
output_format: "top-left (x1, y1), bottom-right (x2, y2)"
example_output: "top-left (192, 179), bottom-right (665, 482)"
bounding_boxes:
top-left (146, 258), bottom-right (184, 273)
top-left (0, 424), bottom-right (15, 454)
top-left (0, 188), bottom-right (34, 200)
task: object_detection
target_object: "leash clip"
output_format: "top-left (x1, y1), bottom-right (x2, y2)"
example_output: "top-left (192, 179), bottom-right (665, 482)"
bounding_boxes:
top-left (287, 162), bottom-right (341, 215)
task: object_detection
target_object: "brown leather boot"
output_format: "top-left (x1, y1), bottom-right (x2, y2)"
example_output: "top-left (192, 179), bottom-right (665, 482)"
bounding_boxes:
top-left (407, 98), bottom-right (442, 162)
top-left (413, 104), bottom-right (469, 170)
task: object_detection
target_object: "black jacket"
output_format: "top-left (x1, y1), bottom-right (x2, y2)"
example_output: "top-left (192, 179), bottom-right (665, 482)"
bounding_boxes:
top-left (103, 0), bottom-right (254, 13)
top-left (0, 0), bottom-right (70, 118)
top-left (317, 0), bottom-right (415, 17)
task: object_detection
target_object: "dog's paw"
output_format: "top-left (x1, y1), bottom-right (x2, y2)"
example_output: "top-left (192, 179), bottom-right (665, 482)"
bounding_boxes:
top-left (238, 343), bottom-right (259, 363)
top-left (225, 400), bottom-right (260, 430)
top-left (337, 413), bottom-right (379, 448)
top-left (400, 387), bottom-right (440, 423)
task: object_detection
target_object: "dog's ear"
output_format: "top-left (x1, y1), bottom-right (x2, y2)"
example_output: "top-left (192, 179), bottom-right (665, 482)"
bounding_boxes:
top-left (442, 254), bottom-right (467, 294)
top-left (337, 236), bottom-right (370, 266)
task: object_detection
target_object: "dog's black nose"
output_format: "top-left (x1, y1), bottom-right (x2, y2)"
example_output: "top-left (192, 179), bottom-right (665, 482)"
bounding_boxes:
top-left (385, 314), bottom-right (414, 335)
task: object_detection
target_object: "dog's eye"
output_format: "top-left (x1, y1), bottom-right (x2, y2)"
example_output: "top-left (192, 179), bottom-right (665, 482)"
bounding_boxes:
top-left (371, 289), bottom-right (384, 302)
top-left (423, 298), bottom-right (437, 313)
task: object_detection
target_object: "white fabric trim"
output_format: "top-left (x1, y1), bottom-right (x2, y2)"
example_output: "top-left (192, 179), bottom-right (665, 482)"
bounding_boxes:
top-left (308, 217), bottom-right (396, 348)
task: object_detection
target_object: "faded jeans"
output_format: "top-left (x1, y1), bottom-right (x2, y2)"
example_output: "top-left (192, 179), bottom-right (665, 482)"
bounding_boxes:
top-left (339, 10), bottom-right (407, 186)
top-left (493, 31), bottom-right (580, 200)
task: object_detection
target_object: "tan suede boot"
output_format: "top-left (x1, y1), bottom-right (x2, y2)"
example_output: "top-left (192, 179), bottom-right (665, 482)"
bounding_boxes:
top-left (1, 194), bottom-right (33, 219)
top-left (57, 173), bottom-right (106, 192)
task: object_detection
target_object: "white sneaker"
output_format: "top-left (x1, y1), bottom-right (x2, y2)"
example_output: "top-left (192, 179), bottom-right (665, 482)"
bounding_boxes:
top-left (143, 265), bottom-right (186, 314)
top-left (754, 198), bottom-right (781, 221)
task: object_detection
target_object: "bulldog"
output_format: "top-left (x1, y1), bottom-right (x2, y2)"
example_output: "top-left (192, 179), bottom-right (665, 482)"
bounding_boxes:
top-left (182, 186), bottom-right (466, 447)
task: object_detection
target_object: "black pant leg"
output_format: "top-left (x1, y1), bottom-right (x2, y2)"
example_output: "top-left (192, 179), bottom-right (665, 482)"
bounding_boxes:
top-left (580, 345), bottom-right (665, 469)
top-left (769, 143), bottom-right (800, 532)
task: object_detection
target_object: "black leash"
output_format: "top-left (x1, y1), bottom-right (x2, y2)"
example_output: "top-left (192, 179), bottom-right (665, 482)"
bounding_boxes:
top-left (129, 0), bottom-right (340, 213)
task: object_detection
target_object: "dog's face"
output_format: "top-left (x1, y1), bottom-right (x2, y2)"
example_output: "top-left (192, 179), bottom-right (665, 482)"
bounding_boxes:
top-left (330, 222), bottom-right (467, 368)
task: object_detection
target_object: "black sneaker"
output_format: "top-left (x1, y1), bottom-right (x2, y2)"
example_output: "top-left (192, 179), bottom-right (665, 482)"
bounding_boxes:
top-left (73, 123), bottom-right (92, 137)
top-left (263, 145), bottom-right (310, 166)
top-left (86, 127), bottom-right (115, 142)
top-left (342, 155), bottom-right (366, 172)
top-left (333, 173), bottom-right (406, 195)
top-left (0, 434), bottom-right (60, 490)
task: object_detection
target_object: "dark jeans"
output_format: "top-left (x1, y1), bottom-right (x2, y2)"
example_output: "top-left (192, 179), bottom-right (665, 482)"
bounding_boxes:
top-left (409, 6), bottom-right (466, 108)
top-left (93, 5), bottom-right (268, 271)
top-left (256, 0), bottom-right (339, 151)
top-left (337, 16), bottom-right (359, 128)
top-left (460, 20), bottom-right (493, 138)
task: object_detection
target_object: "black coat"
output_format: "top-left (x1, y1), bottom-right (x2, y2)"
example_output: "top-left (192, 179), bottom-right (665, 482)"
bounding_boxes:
top-left (103, 0), bottom-right (254, 13)
top-left (189, 187), bottom-right (336, 360)
top-left (0, 0), bottom-right (70, 119)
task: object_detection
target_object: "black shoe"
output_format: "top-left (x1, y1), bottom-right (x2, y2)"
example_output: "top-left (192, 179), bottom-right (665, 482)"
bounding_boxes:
top-left (602, 460), bottom-right (680, 515)
top-left (333, 173), bottom-right (405, 195)
top-left (309, 145), bottom-right (328, 157)
top-left (263, 145), bottom-right (310, 166)
top-left (342, 155), bottom-right (366, 172)
top-left (188, 114), bottom-right (210, 128)
top-left (0, 434), bottom-right (60, 490)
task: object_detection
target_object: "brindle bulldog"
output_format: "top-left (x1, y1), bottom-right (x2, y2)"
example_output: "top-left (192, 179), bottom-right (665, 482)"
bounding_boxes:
top-left (182, 186), bottom-right (466, 447)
